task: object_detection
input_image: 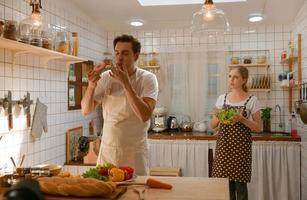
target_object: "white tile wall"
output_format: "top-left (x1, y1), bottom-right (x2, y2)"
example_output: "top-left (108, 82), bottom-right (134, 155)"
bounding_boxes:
top-left (293, 1), bottom-right (307, 199)
top-left (0, 0), bottom-right (107, 173)
top-left (108, 24), bottom-right (293, 131)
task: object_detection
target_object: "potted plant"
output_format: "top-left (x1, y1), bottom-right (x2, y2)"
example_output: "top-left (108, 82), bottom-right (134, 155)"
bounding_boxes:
top-left (261, 107), bottom-right (272, 132)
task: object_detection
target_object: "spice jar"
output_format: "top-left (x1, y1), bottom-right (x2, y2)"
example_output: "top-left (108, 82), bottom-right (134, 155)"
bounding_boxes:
top-left (0, 20), bottom-right (4, 37)
top-left (30, 29), bottom-right (42, 47)
top-left (55, 31), bottom-right (70, 54)
top-left (148, 52), bottom-right (158, 66)
top-left (230, 57), bottom-right (240, 64)
top-left (103, 52), bottom-right (113, 68)
top-left (41, 31), bottom-right (53, 50)
top-left (257, 55), bottom-right (267, 64)
top-left (243, 56), bottom-right (252, 64)
top-left (3, 20), bottom-right (18, 41)
top-left (138, 53), bottom-right (147, 67)
top-left (71, 32), bottom-right (79, 56)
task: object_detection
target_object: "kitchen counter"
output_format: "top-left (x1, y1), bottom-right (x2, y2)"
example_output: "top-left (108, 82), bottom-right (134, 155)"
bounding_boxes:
top-left (0, 176), bottom-right (229, 200)
top-left (148, 131), bottom-right (301, 141)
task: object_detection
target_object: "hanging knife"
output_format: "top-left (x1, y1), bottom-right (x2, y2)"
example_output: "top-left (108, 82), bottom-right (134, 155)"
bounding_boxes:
top-left (7, 91), bottom-right (13, 130)
top-left (24, 92), bottom-right (33, 128)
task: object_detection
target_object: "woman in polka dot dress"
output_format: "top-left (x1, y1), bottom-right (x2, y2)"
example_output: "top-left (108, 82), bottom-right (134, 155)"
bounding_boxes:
top-left (210, 66), bottom-right (262, 200)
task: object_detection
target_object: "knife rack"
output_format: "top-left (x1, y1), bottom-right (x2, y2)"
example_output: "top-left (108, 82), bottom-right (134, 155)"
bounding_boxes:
top-left (0, 91), bottom-right (33, 130)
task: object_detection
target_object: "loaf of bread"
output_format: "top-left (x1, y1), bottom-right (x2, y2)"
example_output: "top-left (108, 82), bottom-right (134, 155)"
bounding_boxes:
top-left (38, 176), bottom-right (116, 197)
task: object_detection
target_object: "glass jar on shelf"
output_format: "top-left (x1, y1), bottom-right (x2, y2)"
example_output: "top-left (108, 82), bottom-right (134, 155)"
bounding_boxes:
top-left (148, 52), bottom-right (158, 66)
top-left (41, 30), bottom-right (54, 50)
top-left (138, 53), bottom-right (147, 67)
top-left (18, 23), bottom-right (31, 44)
top-left (55, 31), bottom-right (70, 54)
top-left (30, 29), bottom-right (42, 47)
top-left (3, 20), bottom-right (18, 41)
top-left (103, 52), bottom-right (113, 68)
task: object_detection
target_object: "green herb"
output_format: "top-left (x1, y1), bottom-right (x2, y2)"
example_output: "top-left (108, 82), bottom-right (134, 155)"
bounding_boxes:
top-left (261, 107), bottom-right (272, 121)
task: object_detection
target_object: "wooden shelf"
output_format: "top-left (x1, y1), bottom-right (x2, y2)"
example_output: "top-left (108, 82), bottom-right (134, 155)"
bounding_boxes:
top-left (228, 49), bottom-right (270, 52)
top-left (229, 63), bottom-right (270, 68)
top-left (280, 56), bottom-right (298, 65)
top-left (249, 89), bottom-right (271, 92)
top-left (0, 37), bottom-right (87, 66)
top-left (140, 65), bottom-right (160, 69)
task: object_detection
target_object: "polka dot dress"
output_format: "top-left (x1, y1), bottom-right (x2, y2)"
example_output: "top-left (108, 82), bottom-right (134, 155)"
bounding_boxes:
top-left (212, 94), bottom-right (252, 183)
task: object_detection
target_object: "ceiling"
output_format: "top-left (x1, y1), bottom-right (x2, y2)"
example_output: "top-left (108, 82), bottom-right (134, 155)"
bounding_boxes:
top-left (73, 0), bottom-right (305, 31)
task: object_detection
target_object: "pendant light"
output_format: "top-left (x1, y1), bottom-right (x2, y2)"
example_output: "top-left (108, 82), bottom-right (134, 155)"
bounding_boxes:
top-left (191, 0), bottom-right (230, 35)
top-left (19, 0), bottom-right (43, 44)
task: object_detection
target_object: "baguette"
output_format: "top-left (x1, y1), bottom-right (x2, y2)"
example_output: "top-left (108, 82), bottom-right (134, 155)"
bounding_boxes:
top-left (38, 176), bottom-right (116, 197)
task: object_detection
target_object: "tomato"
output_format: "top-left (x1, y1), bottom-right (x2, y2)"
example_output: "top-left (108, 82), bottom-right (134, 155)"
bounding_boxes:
top-left (119, 166), bottom-right (134, 180)
top-left (97, 167), bottom-right (109, 176)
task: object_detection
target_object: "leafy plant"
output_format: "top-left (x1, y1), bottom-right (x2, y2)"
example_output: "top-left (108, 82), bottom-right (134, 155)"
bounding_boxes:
top-left (261, 107), bottom-right (272, 121)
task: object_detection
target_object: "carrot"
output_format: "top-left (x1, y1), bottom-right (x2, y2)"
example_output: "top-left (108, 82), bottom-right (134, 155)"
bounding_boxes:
top-left (146, 178), bottom-right (173, 189)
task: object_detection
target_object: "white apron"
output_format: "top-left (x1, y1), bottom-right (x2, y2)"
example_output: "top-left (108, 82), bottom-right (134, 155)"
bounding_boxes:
top-left (97, 82), bottom-right (150, 175)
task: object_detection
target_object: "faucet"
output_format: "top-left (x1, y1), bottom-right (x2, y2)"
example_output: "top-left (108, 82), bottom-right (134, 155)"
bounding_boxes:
top-left (274, 104), bottom-right (283, 129)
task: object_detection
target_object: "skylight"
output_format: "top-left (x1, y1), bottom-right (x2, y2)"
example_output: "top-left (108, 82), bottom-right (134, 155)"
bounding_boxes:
top-left (137, 0), bottom-right (247, 6)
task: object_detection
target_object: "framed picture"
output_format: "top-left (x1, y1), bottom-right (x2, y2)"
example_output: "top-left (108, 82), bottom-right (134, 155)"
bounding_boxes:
top-left (66, 126), bottom-right (83, 164)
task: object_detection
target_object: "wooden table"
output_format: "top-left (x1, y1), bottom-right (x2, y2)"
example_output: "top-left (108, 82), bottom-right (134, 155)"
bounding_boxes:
top-left (1, 176), bottom-right (229, 200)
top-left (119, 176), bottom-right (229, 200)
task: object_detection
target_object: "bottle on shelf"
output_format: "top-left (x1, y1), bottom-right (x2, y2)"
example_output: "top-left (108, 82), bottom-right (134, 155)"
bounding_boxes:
top-left (72, 32), bottom-right (79, 56)
top-left (290, 112), bottom-right (298, 138)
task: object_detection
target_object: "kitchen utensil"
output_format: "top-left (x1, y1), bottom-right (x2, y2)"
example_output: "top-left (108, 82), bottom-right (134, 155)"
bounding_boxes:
top-left (10, 157), bottom-right (17, 168)
top-left (133, 186), bottom-right (145, 200)
top-left (193, 120), bottom-right (207, 132)
top-left (19, 154), bottom-right (25, 167)
top-left (180, 116), bottom-right (193, 132)
top-left (152, 107), bottom-right (167, 132)
top-left (167, 116), bottom-right (179, 131)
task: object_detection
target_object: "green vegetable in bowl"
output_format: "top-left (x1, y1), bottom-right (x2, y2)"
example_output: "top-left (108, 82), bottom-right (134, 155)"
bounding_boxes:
top-left (217, 108), bottom-right (239, 125)
top-left (82, 168), bottom-right (108, 181)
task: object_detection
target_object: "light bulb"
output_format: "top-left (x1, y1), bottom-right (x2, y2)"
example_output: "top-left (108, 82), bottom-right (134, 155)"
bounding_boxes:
top-left (204, 11), bottom-right (213, 20)
top-left (31, 12), bottom-right (42, 27)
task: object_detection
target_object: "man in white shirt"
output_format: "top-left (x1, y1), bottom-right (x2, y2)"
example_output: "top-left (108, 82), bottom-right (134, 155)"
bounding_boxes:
top-left (81, 34), bottom-right (158, 175)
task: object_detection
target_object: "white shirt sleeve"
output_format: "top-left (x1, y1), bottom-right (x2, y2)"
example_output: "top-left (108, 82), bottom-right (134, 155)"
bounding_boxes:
top-left (140, 73), bottom-right (159, 101)
top-left (249, 96), bottom-right (261, 114)
top-left (215, 94), bottom-right (225, 109)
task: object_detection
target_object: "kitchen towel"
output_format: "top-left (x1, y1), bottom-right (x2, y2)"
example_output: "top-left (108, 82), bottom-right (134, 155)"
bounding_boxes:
top-left (31, 98), bottom-right (48, 138)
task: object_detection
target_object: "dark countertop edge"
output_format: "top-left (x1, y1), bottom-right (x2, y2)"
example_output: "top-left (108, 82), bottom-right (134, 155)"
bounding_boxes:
top-left (148, 132), bottom-right (301, 142)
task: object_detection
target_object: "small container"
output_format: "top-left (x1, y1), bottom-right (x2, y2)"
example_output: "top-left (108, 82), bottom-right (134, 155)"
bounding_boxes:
top-left (138, 53), bottom-right (147, 67)
top-left (281, 50), bottom-right (287, 61)
top-left (3, 20), bottom-right (18, 41)
top-left (230, 57), bottom-right (240, 64)
top-left (55, 31), bottom-right (70, 54)
top-left (41, 31), bottom-right (54, 50)
top-left (103, 52), bottom-right (113, 68)
top-left (243, 56), bottom-right (252, 64)
top-left (71, 32), bottom-right (79, 56)
top-left (290, 112), bottom-right (298, 137)
top-left (148, 52), bottom-right (158, 66)
top-left (30, 29), bottom-right (42, 47)
top-left (18, 23), bottom-right (31, 44)
top-left (257, 55), bottom-right (267, 64)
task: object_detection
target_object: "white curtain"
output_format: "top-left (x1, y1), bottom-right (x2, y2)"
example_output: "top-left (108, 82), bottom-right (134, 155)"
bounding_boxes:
top-left (248, 142), bottom-right (301, 200)
top-left (156, 51), bottom-right (208, 122)
top-left (148, 139), bottom-right (209, 177)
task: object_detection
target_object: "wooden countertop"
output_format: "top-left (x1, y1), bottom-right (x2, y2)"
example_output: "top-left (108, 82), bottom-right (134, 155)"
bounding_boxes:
top-left (148, 132), bottom-right (301, 142)
top-left (1, 176), bottom-right (229, 200)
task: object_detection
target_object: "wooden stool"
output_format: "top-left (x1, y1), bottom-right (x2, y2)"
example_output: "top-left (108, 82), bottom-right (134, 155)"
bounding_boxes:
top-left (150, 167), bottom-right (182, 177)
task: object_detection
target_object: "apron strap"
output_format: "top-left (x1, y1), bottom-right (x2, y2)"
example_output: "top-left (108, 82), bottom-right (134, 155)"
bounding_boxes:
top-left (223, 93), bottom-right (228, 106)
top-left (243, 95), bottom-right (253, 110)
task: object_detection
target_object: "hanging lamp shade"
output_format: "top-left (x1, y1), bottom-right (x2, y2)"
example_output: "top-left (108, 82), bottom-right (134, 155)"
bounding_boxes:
top-left (191, 0), bottom-right (230, 35)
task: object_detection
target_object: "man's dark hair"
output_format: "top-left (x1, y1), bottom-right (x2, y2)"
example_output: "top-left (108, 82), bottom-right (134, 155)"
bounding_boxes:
top-left (113, 34), bottom-right (141, 54)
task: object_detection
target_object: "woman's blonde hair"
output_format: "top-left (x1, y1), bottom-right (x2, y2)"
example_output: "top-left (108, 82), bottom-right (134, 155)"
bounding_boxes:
top-left (232, 66), bottom-right (249, 92)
